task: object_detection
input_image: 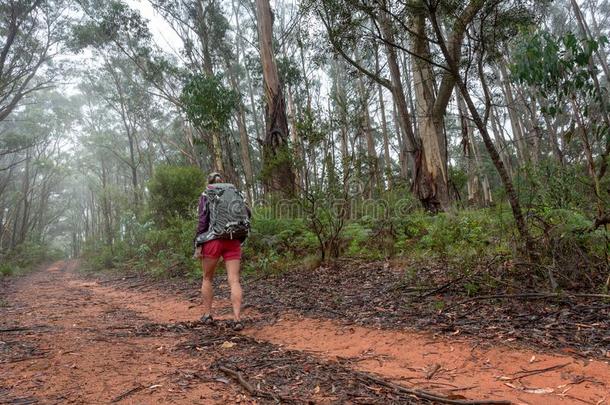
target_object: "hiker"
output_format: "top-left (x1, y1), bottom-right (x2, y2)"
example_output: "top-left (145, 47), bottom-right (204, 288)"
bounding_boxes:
top-left (194, 172), bottom-right (251, 331)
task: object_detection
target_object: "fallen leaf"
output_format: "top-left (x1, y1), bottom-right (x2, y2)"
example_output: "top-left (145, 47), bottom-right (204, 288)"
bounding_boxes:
top-left (314, 385), bottom-right (320, 394)
top-left (529, 355), bottom-right (536, 363)
top-left (221, 341), bottom-right (236, 349)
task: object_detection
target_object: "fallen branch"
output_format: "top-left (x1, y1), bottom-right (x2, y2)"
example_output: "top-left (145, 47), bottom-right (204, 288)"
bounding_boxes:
top-left (218, 365), bottom-right (281, 402)
top-left (353, 369), bottom-right (511, 405)
top-left (419, 275), bottom-right (468, 298)
top-left (0, 326), bottom-right (32, 333)
top-left (111, 385), bottom-right (145, 403)
top-left (420, 260), bottom-right (499, 299)
top-left (218, 366), bottom-right (256, 394)
top-left (0, 325), bottom-right (48, 333)
top-left (501, 362), bottom-right (571, 381)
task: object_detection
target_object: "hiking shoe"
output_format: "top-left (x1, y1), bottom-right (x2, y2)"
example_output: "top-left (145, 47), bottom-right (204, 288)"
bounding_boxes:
top-left (200, 314), bottom-right (214, 325)
top-left (231, 320), bottom-right (244, 331)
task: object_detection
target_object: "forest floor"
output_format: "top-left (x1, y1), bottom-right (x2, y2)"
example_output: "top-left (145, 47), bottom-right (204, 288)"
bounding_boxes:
top-left (1, 260), bottom-right (609, 404)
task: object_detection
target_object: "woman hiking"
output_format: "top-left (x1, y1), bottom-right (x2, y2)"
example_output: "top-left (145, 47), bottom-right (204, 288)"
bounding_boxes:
top-left (194, 172), bottom-right (251, 331)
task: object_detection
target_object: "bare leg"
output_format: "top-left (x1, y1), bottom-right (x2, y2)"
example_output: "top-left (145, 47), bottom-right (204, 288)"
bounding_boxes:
top-left (225, 259), bottom-right (242, 321)
top-left (201, 257), bottom-right (219, 316)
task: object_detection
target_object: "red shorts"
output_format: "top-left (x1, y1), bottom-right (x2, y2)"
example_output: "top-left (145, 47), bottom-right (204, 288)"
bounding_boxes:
top-left (202, 239), bottom-right (241, 261)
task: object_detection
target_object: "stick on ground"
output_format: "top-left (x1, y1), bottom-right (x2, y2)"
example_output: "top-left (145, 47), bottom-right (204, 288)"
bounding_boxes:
top-left (218, 365), bottom-right (282, 402)
top-left (111, 385), bottom-right (145, 403)
top-left (354, 369), bottom-right (512, 405)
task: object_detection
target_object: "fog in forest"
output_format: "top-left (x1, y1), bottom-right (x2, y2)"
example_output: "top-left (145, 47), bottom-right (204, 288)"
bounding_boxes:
top-left (1, 0), bottom-right (608, 290)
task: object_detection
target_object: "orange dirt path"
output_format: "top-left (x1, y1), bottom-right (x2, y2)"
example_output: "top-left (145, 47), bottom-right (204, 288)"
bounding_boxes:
top-left (1, 261), bottom-right (609, 404)
top-left (0, 261), bottom-right (243, 404)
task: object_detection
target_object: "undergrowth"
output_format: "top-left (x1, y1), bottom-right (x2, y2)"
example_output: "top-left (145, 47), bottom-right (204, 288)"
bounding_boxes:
top-left (0, 241), bottom-right (64, 278)
top-left (80, 161), bottom-right (609, 295)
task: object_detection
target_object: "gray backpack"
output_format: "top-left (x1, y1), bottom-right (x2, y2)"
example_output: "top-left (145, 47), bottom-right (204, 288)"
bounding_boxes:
top-left (196, 183), bottom-right (250, 244)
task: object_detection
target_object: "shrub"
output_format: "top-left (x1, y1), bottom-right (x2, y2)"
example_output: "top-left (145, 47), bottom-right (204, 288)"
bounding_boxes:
top-left (0, 241), bottom-right (64, 277)
top-left (0, 263), bottom-right (14, 277)
top-left (517, 160), bottom-right (593, 213)
top-left (392, 209), bottom-right (513, 262)
top-left (148, 165), bottom-right (205, 225)
top-left (532, 208), bottom-right (610, 289)
top-left (244, 216), bottom-right (317, 259)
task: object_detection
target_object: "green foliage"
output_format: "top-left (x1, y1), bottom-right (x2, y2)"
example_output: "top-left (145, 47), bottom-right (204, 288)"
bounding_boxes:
top-left (245, 214), bottom-right (318, 258)
top-left (180, 74), bottom-right (238, 132)
top-left (449, 166), bottom-right (468, 197)
top-left (392, 209), bottom-right (513, 264)
top-left (148, 165), bottom-right (205, 225)
top-left (296, 110), bottom-right (325, 145)
top-left (81, 243), bottom-right (116, 272)
top-left (511, 30), bottom-right (609, 120)
top-left (277, 56), bottom-right (302, 87)
top-left (259, 144), bottom-right (294, 185)
top-left (531, 208), bottom-right (609, 288)
top-left (343, 222), bottom-right (374, 257)
top-left (0, 264), bottom-right (14, 277)
top-left (71, 0), bottom-right (152, 50)
top-left (0, 242), bottom-right (64, 277)
top-left (81, 216), bottom-right (200, 278)
top-left (517, 160), bottom-right (592, 212)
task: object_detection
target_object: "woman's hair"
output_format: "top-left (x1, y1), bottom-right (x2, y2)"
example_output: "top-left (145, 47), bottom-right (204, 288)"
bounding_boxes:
top-left (207, 172), bottom-right (223, 184)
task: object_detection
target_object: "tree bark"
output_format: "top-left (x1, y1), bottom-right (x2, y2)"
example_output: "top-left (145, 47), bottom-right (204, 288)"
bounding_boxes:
top-left (225, 57), bottom-right (255, 203)
top-left (457, 89), bottom-right (492, 206)
top-left (255, 0), bottom-right (295, 197)
top-left (410, 12), bottom-right (450, 209)
top-left (497, 63), bottom-right (529, 166)
top-left (355, 54), bottom-right (379, 198)
top-left (379, 9), bottom-right (441, 210)
top-left (375, 43), bottom-right (393, 190)
top-left (427, 6), bottom-right (534, 254)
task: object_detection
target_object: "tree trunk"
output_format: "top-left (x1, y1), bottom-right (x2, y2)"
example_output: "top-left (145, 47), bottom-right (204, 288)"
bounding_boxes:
top-left (255, 0), bottom-right (295, 197)
top-left (355, 59), bottom-right (379, 198)
top-left (536, 94), bottom-right (564, 165)
top-left (497, 63), bottom-right (528, 166)
top-left (574, 0), bottom-right (610, 79)
top-left (392, 100), bottom-right (409, 180)
top-left (457, 89), bottom-right (492, 207)
top-left (375, 44), bottom-right (393, 190)
top-left (101, 156), bottom-right (113, 249)
top-left (287, 85), bottom-right (304, 192)
top-left (379, 10), bottom-right (440, 211)
top-left (410, 13), bottom-right (450, 210)
top-left (428, 9), bottom-right (534, 254)
top-left (333, 60), bottom-right (351, 198)
top-left (490, 106), bottom-right (514, 179)
top-left (225, 55), bottom-right (254, 202)
top-left (17, 150), bottom-right (31, 245)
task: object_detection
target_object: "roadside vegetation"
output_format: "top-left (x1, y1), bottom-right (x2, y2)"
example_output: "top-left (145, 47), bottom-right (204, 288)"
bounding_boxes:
top-left (0, 0), bottom-right (608, 299)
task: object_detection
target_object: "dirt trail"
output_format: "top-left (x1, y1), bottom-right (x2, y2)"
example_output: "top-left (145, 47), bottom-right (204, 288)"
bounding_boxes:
top-left (1, 261), bottom-right (610, 404)
top-left (0, 262), bottom-right (237, 404)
